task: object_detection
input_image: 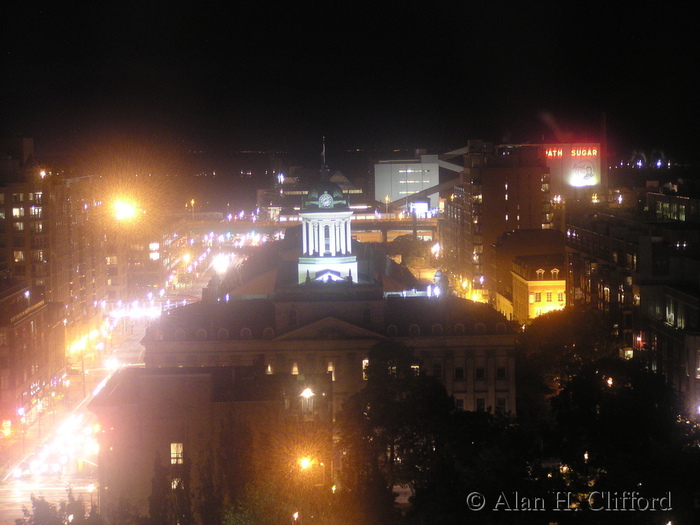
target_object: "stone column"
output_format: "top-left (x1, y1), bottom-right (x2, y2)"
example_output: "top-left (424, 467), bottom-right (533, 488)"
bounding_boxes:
top-left (340, 219), bottom-right (346, 254)
top-left (302, 219), bottom-right (308, 254)
top-left (330, 219), bottom-right (337, 256)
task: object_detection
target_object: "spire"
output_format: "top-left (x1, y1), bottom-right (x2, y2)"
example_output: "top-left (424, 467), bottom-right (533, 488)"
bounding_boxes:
top-left (319, 136), bottom-right (330, 181)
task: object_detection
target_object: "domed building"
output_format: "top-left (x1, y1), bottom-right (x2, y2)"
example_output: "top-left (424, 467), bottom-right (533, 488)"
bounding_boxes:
top-left (90, 157), bottom-right (519, 520)
top-left (297, 178), bottom-right (358, 283)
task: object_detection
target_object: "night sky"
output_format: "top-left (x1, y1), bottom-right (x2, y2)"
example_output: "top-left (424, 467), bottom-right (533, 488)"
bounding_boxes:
top-left (2, 2), bottom-right (698, 167)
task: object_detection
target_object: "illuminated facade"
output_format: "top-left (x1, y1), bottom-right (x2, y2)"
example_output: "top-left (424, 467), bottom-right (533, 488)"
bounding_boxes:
top-left (374, 153), bottom-right (440, 211)
top-left (297, 180), bottom-right (357, 283)
top-left (510, 254), bottom-right (566, 323)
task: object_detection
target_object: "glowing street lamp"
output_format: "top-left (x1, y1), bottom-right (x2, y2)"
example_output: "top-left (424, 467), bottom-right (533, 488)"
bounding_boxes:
top-left (300, 388), bottom-right (314, 399)
top-left (113, 199), bottom-right (138, 222)
top-left (212, 253), bottom-right (229, 275)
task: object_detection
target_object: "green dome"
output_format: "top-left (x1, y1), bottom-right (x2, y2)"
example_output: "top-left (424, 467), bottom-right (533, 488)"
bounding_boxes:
top-left (302, 181), bottom-right (349, 211)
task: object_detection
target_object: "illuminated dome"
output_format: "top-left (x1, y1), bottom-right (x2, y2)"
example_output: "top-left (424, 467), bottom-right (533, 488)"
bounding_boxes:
top-left (301, 181), bottom-right (349, 212)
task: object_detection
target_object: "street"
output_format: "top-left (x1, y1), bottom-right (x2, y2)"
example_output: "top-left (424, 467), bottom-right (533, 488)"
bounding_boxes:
top-left (0, 329), bottom-right (146, 524)
top-left (0, 268), bottom-right (212, 524)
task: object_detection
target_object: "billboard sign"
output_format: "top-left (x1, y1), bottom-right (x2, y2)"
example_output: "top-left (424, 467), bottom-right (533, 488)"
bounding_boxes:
top-left (544, 143), bottom-right (601, 192)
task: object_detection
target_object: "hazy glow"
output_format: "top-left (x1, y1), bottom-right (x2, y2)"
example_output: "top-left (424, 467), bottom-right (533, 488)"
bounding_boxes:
top-left (113, 199), bottom-right (138, 221)
top-left (212, 253), bottom-right (230, 274)
top-left (300, 388), bottom-right (314, 399)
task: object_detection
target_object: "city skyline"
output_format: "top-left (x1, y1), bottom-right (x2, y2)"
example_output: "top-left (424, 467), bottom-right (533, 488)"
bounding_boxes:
top-left (2, 2), bottom-right (698, 166)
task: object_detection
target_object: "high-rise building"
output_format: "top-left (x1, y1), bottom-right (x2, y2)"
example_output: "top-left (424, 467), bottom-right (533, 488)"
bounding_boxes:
top-left (374, 152), bottom-right (441, 213)
top-left (564, 196), bottom-right (700, 415)
top-left (441, 141), bottom-right (552, 302)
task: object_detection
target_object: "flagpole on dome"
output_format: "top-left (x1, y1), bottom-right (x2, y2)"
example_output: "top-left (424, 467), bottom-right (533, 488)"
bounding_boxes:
top-left (320, 136), bottom-right (330, 180)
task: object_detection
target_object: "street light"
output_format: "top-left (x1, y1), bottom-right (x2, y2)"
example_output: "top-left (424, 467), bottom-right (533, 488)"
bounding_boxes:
top-left (113, 199), bottom-right (138, 221)
top-left (384, 195), bottom-right (390, 214)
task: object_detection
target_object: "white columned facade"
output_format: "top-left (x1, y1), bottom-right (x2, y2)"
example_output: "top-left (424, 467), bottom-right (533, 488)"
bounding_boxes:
top-left (298, 210), bottom-right (357, 283)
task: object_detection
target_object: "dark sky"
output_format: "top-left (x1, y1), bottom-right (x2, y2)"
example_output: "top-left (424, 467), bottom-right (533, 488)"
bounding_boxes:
top-left (2, 2), bottom-right (698, 166)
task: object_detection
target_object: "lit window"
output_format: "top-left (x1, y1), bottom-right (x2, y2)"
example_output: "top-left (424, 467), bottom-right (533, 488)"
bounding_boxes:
top-left (170, 442), bottom-right (183, 464)
top-left (534, 292), bottom-right (541, 302)
top-left (291, 362), bottom-right (299, 375)
top-left (362, 358), bottom-right (369, 380)
top-left (171, 478), bottom-right (182, 489)
top-left (546, 292), bottom-right (553, 302)
top-left (327, 361), bottom-right (335, 381)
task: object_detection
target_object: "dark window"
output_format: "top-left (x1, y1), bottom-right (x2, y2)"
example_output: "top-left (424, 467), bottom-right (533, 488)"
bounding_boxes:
top-left (475, 367), bottom-right (485, 380)
top-left (496, 367), bottom-right (506, 379)
top-left (455, 366), bottom-right (464, 380)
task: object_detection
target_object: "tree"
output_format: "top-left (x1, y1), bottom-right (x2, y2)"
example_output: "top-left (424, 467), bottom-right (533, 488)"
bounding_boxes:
top-left (337, 341), bottom-right (456, 523)
top-left (15, 495), bottom-right (61, 525)
top-left (551, 357), bottom-right (700, 522)
top-left (15, 489), bottom-right (101, 525)
top-left (519, 305), bottom-right (616, 395)
top-left (386, 235), bottom-right (432, 266)
top-left (222, 481), bottom-right (294, 525)
top-left (148, 453), bottom-right (193, 525)
top-left (148, 454), bottom-right (170, 525)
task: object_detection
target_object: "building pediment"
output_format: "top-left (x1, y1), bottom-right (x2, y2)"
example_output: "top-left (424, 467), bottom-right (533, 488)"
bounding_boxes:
top-left (277, 316), bottom-right (386, 341)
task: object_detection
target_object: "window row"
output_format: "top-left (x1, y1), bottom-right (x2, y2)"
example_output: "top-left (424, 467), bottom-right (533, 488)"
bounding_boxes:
top-left (530, 291), bottom-right (565, 303)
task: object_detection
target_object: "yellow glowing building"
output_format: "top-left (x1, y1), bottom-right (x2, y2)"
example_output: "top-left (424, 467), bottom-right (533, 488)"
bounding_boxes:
top-left (511, 254), bottom-right (566, 324)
